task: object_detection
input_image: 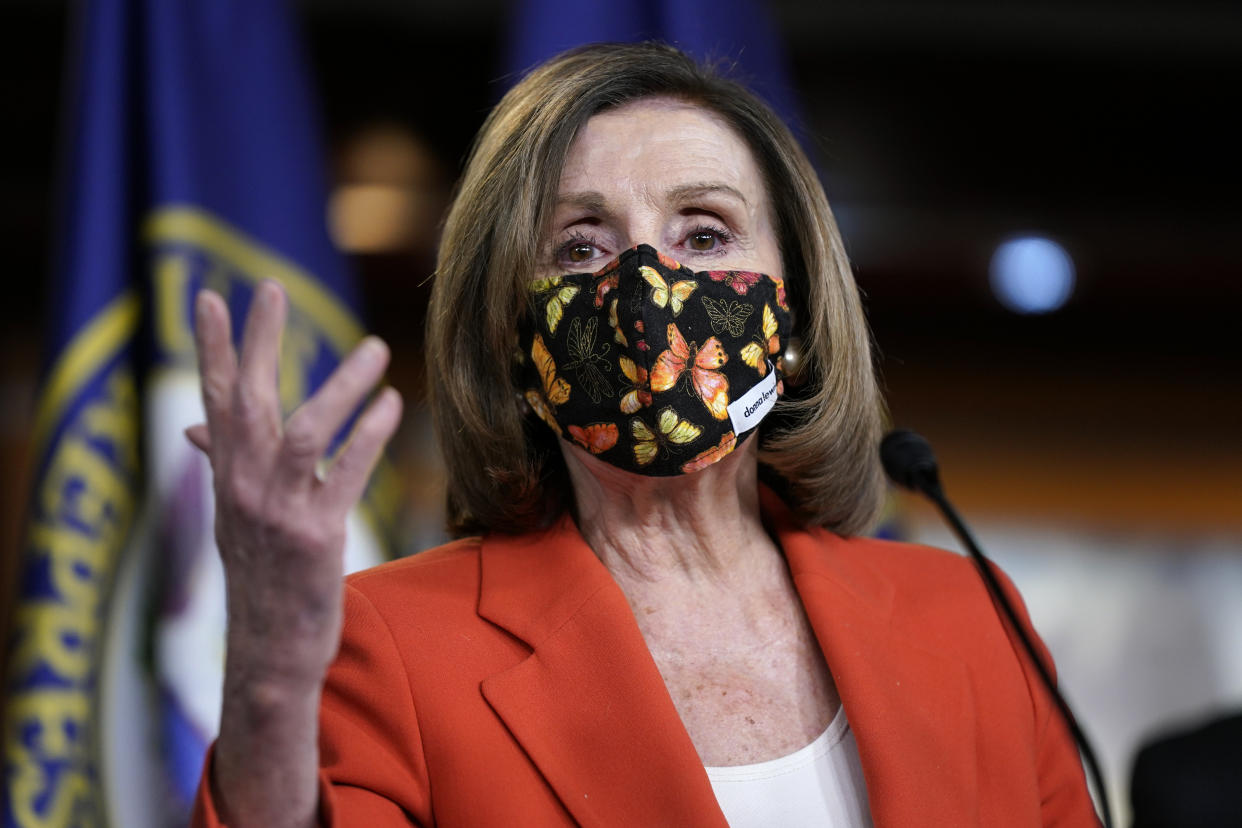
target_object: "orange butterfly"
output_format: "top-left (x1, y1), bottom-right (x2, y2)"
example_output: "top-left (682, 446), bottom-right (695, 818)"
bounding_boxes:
top-left (618, 355), bottom-right (652, 414)
top-left (680, 431), bottom-right (736, 473)
top-left (707, 269), bottom-right (762, 295)
top-left (524, 389), bottom-right (561, 436)
top-left (656, 250), bottom-right (684, 271)
top-left (531, 333), bottom-right (571, 405)
top-left (768, 273), bottom-right (789, 310)
top-left (650, 323), bottom-right (730, 420)
top-left (593, 256), bottom-right (620, 278)
top-left (568, 422), bottom-right (619, 454)
top-left (594, 272), bottom-right (619, 308)
top-left (740, 304), bottom-right (780, 377)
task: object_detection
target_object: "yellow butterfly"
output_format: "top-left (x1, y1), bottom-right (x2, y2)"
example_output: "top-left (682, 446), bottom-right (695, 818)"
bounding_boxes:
top-left (630, 407), bottom-right (703, 467)
top-left (639, 265), bottom-right (696, 316)
top-left (531, 333), bottom-right (571, 406)
top-left (608, 298), bottom-right (628, 347)
top-left (740, 304), bottom-right (779, 377)
top-left (531, 276), bottom-right (581, 335)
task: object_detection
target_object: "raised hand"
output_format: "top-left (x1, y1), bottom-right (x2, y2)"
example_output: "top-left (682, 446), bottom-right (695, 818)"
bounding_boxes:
top-left (190, 281), bottom-right (402, 826)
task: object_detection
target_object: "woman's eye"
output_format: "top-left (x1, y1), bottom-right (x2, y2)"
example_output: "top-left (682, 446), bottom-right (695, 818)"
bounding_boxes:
top-left (685, 228), bottom-right (728, 252)
top-left (555, 234), bottom-right (602, 266)
top-left (566, 242), bottom-right (596, 263)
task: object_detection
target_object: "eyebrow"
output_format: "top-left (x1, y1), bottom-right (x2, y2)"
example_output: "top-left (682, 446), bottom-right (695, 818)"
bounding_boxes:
top-left (555, 183), bottom-right (750, 214)
top-left (665, 182), bottom-right (750, 208)
top-left (555, 190), bottom-right (609, 214)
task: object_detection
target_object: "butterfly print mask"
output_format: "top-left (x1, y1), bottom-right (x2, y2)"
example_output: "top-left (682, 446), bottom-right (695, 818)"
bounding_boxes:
top-left (517, 244), bottom-right (792, 476)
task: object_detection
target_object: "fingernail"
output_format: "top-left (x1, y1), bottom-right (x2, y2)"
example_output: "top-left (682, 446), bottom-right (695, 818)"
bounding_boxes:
top-left (359, 336), bottom-right (388, 363)
top-left (260, 279), bottom-right (284, 304)
top-left (195, 290), bottom-right (210, 326)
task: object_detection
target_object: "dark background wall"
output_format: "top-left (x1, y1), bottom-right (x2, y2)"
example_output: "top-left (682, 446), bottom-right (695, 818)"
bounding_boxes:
top-left (2, 0), bottom-right (1239, 569)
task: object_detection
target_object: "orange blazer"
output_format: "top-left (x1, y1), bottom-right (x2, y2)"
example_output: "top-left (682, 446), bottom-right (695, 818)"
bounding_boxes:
top-left (195, 488), bottom-right (1100, 826)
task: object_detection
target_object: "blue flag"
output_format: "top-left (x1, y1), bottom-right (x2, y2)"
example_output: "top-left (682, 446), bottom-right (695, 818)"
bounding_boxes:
top-left (2, 1), bottom-right (391, 825)
top-left (504, 0), bottom-right (802, 128)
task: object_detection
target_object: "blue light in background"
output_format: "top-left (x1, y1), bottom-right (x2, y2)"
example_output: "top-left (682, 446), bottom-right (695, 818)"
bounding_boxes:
top-left (989, 236), bottom-right (1076, 314)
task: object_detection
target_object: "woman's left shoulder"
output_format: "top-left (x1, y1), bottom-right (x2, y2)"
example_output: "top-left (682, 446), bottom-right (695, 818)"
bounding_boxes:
top-left (840, 533), bottom-right (963, 562)
top-left (829, 534), bottom-right (1036, 649)
top-left (811, 531), bottom-right (990, 591)
top-left (843, 534), bottom-right (992, 589)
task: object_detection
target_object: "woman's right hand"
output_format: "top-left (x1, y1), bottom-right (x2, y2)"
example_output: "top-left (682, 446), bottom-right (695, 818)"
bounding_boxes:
top-left (190, 281), bottom-right (402, 826)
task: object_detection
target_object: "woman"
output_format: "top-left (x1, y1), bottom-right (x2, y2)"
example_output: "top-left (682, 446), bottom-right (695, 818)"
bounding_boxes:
top-left (192, 43), bottom-right (1098, 826)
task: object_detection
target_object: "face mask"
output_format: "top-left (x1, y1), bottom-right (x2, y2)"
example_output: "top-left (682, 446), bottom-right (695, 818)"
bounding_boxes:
top-left (517, 244), bottom-right (792, 476)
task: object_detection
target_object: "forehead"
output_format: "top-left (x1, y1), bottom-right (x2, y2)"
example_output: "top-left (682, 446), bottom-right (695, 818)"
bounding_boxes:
top-left (558, 97), bottom-right (768, 205)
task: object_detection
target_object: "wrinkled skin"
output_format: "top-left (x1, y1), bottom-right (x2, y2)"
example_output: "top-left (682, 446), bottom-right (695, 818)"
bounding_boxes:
top-left (191, 281), bottom-right (401, 827)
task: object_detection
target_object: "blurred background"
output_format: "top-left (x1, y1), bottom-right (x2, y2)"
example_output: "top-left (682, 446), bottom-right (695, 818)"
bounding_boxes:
top-left (1, 0), bottom-right (1240, 824)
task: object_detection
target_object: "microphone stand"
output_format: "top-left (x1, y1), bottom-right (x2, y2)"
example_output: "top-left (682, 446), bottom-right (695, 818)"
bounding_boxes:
top-left (883, 429), bottom-right (1113, 828)
top-left (924, 483), bottom-right (1113, 828)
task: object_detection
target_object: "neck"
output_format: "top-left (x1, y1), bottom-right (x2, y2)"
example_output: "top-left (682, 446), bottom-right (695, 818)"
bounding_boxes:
top-left (563, 440), bottom-right (780, 588)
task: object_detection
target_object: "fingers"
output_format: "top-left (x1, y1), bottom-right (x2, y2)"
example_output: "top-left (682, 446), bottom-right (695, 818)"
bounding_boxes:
top-left (235, 280), bottom-right (287, 442)
top-left (322, 387), bottom-right (403, 510)
top-left (194, 280), bottom-right (399, 520)
top-left (194, 290), bottom-right (238, 446)
top-left (273, 336), bottom-right (392, 486)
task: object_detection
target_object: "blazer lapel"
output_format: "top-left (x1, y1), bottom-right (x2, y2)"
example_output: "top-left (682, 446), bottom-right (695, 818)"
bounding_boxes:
top-left (476, 493), bottom-right (981, 826)
top-left (764, 488), bottom-right (980, 826)
top-left (477, 516), bottom-right (728, 828)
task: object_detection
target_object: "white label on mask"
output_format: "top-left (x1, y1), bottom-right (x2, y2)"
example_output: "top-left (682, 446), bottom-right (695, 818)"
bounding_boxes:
top-left (727, 365), bottom-right (778, 435)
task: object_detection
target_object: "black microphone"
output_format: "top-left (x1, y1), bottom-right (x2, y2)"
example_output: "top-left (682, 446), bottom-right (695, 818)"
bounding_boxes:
top-left (879, 428), bottom-right (942, 496)
top-left (880, 429), bottom-right (1113, 828)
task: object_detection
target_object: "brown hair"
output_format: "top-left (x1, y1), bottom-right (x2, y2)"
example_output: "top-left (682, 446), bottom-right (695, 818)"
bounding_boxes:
top-left (427, 42), bottom-right (887, 537)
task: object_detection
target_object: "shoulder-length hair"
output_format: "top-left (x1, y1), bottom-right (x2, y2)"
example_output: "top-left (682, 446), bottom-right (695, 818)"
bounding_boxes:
top-left (427, 42), bottom-right (887, 537)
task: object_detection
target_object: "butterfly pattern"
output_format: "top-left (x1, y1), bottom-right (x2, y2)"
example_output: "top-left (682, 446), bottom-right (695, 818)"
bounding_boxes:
top-left (740, 304), bottom-right (781, 378)
top-left (631, 407), bottom-right (702, 467)
top-left (569, 422), bottom-right (620, 454)
top-left (618, 355), bottom-right (653, 414)
top-left (531, 333), bottom-right (571, 406)
top-left (594, 272), bottom-right (619, 308)
top-left (525, 389), bottom-right (562, 436)
top-left (767, 273), bottom-right (789, 311)
top-left (706, 269), bottom-right (762, 295)
top-left (564, 317), bottom-right (613, 404)
top-left (650, 322), bottom-right (730, 421)
top-left (701, 295), bottom-right (755, 338)
top-left (680, 431), bottom-right (737, 474)
top-left (530, 276), bottom-right (581, 335)
top-left (517, 244), bottom-right (792, 476)
top-left (639, 265), bottom-right (697, 316)
top-left (608, 298), bottom-right (628, 347)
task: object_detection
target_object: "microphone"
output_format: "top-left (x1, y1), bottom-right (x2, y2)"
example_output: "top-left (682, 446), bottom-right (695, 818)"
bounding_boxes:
top-left (879, 428), bottom-right (942, 496)
top-left (880, 429), bottom-right (1113, 828)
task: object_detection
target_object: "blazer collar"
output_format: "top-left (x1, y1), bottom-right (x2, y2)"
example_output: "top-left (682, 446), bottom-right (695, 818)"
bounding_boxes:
top-left (477, 493), bottom-right (979, 826)
top-left (478, 514), bottom-right (728, 827)
top-left (762, 487), bottom-right (980, 826)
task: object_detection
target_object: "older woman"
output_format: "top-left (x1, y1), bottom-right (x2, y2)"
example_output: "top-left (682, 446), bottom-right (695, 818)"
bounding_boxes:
top-left (192, 44), bottom-right (1098, 827)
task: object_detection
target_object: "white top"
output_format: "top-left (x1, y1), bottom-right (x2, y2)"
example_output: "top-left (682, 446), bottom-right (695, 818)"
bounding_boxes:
top-left (704, 706), bottom-right (874, 828)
